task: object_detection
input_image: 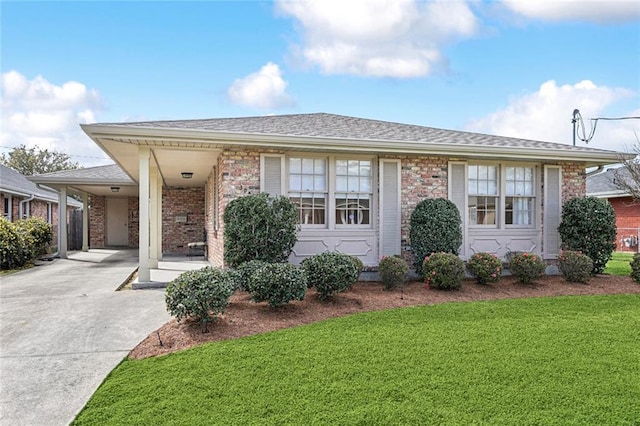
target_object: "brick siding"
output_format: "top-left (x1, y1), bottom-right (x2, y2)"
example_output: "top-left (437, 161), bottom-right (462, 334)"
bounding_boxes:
top-left (609, 196), bottom-right (640, 252)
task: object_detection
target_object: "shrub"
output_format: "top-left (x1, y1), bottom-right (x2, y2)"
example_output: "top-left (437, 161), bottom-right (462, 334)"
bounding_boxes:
top-left (558, 250), bottom-right (593, 284)
top-left (165, 266), bottom-right (235, 332)
top-left (558, 196), bottom-right (616, 274)
top-left (223, 193), bottom-right (298, 268)
top-left (410, 198), bottom-right (462, 276)
top-left (234, 260), bottom-right (270, 292)
top-left (302, 251), bottom-right (360, 300)
top-left (466, 252), bottom-right (502, 285)
top-left (0, 217), bottom-right (26, 269)
top-left (423, 252), bottom-right (465, 290)
top-left (350, 255), bottom-right (364, 278)
top-left (507, 252), bottom-right (546, 284)
top-left (15, 217), bottom-right (52, 259)
top-left (379, 255), bottom-right (409, 290)
top-left (631, 254), bottom-right (640, 284)
top-left (248, 263), bottom-right (307, 307)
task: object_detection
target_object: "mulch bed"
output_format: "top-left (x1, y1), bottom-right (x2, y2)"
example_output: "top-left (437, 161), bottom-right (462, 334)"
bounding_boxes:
top-left (129, 274), bottom-right (640, 360)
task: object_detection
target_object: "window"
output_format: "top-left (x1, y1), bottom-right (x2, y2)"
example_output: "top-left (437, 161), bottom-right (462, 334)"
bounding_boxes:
top-left (286, 156), bottom-right (373, 228)
top-left (505, 166), bottom-right (534, 225)
top-left (3, 196), bottom-right (10, 220)
top-left (468, 164), bottom-right (536, 228)
top-left (335, 159), bottom-right (371, 226)
top-left (289, 157), bottom-right (327, 225)
top-left (468, 165), bottom-right (498, 225)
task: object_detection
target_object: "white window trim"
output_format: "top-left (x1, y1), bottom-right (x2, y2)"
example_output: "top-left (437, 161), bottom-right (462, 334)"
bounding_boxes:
top-left (467, 162), bottom-right (538, 230)
top-left (3, 195), bottom-right (12, 220)
top-left (283, 153), bottom-right (376, 230)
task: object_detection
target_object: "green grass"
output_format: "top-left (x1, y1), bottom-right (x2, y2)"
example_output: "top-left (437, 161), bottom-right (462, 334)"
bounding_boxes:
top-left (73, 295), bottom-right (640, 425)
top-left (605, 252), bottom-right (634, 276)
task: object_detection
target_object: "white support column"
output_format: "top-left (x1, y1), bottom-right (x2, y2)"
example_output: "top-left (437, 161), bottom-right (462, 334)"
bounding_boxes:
top-left (58, 186), bottom-right (68, 259)
top-left (149, 165), bottom-right (159, 269)
top-left (156, 174), bottom-right (163, 261)
top-left (139, 147), bottom-right (151, 282)
top-left (82, 192), bottom-right (89, 252)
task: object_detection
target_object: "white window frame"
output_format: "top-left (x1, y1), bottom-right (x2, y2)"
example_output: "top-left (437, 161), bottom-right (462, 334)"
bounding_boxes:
top-left (3, 195), bottom-right (11, 220)
top-left (467, 162), bottom-right (538, 230)
top-left (284, 154), bottom-right (375, 230)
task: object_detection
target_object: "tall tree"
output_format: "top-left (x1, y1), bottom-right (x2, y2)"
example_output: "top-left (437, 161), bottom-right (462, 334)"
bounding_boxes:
top-left (614, 143), bottom-right (640, 201)
top-left (0, 145), bottom-right (80, 175)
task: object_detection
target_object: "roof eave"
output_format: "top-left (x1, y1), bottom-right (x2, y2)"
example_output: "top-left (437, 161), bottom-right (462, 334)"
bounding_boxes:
top-left (81, 123), bottom-right (630, 166)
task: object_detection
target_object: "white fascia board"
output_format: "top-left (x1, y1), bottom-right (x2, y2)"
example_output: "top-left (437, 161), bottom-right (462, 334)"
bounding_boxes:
top-left (81, 124), bottom-right (630, 166)
top-left (588, 190), bottom-right (630, 198)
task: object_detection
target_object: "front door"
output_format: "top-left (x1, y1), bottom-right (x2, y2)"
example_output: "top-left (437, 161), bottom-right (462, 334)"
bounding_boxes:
top-left (106, 198), bottom-right (128, 246)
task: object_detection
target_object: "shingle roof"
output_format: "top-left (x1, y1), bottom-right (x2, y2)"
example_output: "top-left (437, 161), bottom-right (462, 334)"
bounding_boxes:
top-left (587, 167), bottom-right (632, 195)
top-left (0, 164), bottom-right (81, 205)
top-left (106, 112), bottom-right (618, 155)
top-left (32, 164), bottom-right (133, 182)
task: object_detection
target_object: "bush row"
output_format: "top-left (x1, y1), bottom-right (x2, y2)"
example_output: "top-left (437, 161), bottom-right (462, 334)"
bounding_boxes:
top-left (0, 217), bottom-right (52, 270)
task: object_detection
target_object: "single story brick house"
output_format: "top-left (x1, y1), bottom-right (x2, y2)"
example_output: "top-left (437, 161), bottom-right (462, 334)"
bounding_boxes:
top-left (1, 164), bottom-right (82, 249)
top-left (30, 113), bottom-right (631, 283)
top-left (587, 167), bottom-right (639, 253)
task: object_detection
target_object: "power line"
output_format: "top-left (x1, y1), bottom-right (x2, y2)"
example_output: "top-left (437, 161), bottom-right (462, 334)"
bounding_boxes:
top-left (572, 110), bottom-right (640, 145)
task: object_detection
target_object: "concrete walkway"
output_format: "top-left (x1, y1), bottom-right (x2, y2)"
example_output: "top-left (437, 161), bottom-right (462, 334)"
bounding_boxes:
top-left (0, 249), bottom-right (207, 426)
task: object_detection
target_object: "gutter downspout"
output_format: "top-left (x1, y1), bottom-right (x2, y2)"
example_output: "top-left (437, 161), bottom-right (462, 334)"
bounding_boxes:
top-left (19, 194), bottom-right (35, 219)
top-left (585, 165), bottom-right (604, 177)
top-left (35, 183), bottom-right (60, 259)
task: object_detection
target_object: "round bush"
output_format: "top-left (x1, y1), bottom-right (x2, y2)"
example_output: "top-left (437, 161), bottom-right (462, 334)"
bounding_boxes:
top-left (507, 252), bottom-right (546, 284)
top-left (234, 259), bottom-right (270, 292)
top-left (15, 217), bottom-right (52, 259)
top-left (0, 217), bottom-right (27, 269)
top-left (165, 266), bottom-right (235, 332)
top-left (558, 250), bottom-right (593, 284)
top-left (410, 198), bottom-right (462, 276)
top-left (630, 253), bottom-right (640, 284)
top-left (379, 255), bottom-right (409, 290)
top-left (223, 194), bottom-right (298, 268)
top-left (248, 263), bottom-right (307, 307)
top-left (466, 252), bottom-right (502, 285)
top-left (558, 196), bottom-right (616, 274)
top-left (423, 252), bottom-right (465, 290)
top-left (302, 251), bottom-right (360, 300)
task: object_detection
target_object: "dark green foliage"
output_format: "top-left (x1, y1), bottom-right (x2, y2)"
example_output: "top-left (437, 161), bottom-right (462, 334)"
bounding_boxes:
top-left (223, 194), bottom-right (298, 268)
top-left (234, 260), bottom-right (270, 292)
top-left (302, 251), bottom-right (360, 300)
top-left (631, 254), bottom-right (640, 284)
top-left (0, 144), bottom-right (80, 175)
top-left (423, 252), bottom-right (465, 290)
top-left (0, 217), bottom-right (52, 269)
top-left (507, 252), bottom-right (546, 284)
top-left (248, 263), bottom-right (307, 307)
top-left (350, 255), bottom-right (364, 278)
top-left (410, 198), bottom-right (462, 276)
top-left (558, 250), bottom-right (593, 284)
top-left (165, 267), bottom-right (235, 332)
top-left (466, 252), bottom-right (502, 285)
top-left (558, 196), bottom-right (616, 274)
top-left (379, 255), bottom-right (409, 290)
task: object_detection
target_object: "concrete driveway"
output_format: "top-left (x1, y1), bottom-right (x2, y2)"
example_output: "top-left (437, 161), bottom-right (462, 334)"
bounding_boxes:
top-left (0, 249), bottom-right (173, 426)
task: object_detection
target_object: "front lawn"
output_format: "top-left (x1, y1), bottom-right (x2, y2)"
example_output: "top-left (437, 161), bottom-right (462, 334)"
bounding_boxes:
top-left (605, 252), bottom-right (634, 276)
top-left (73, 295), bottom-right (640, 425)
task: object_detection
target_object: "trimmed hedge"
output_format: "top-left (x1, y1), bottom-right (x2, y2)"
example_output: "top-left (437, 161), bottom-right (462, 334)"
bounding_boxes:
top-left (410, 198), bottom-right (462, 276)
top-left (248, 263), bottom-right (307, 307)
top-left (223, 194), bottom-right (298, 268)
top-left (302, 251), bottom-right (360, 300)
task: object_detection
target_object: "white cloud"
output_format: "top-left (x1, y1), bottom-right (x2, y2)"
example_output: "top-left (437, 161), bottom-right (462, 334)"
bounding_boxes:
top-left (227, 62), bottom-right (294, 109)
top-left (466, 80), bottom-right (638, 152)
top-left (1, 70), bottom-right (110, 166)
top-left (276, 0), bottom-right (479, 78)
top-left (501, 0), bottom-right (640, 24)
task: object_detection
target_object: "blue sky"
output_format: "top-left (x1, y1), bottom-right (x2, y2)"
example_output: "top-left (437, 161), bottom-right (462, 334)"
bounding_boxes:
top-left (2, 0), bottom-right (639, 166)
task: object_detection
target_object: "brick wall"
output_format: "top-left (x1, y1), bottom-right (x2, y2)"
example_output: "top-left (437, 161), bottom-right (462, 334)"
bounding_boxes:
top-left (89, 195), bottom-right (105, 247)
top-left (560, 162), bottom-right (586, 201)
top-left (128, 197), bottom-right (139, 247)
top-left (162, 187), bottom-right (206, 254)
top-left (609, 196), bottom-right (640, 252)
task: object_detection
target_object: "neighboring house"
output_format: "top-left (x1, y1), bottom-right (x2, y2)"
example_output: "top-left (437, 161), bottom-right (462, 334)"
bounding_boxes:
top-left (587, 167), bottom-right (639, 253)
top-left (29, 113), bottom-right (632, 283)
top-left (1, 164), bottom-right (82, 248)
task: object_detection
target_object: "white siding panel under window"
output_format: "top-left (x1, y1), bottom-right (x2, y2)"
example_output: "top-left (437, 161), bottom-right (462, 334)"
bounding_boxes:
top-left (260, 155), bottom-right (285, 196)
top-left (543, 165), bottom-right (562, 259)
top-left (380, 160), bottom-right (401, 257)
top-left (448, 162), bottom-right (466, 257)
